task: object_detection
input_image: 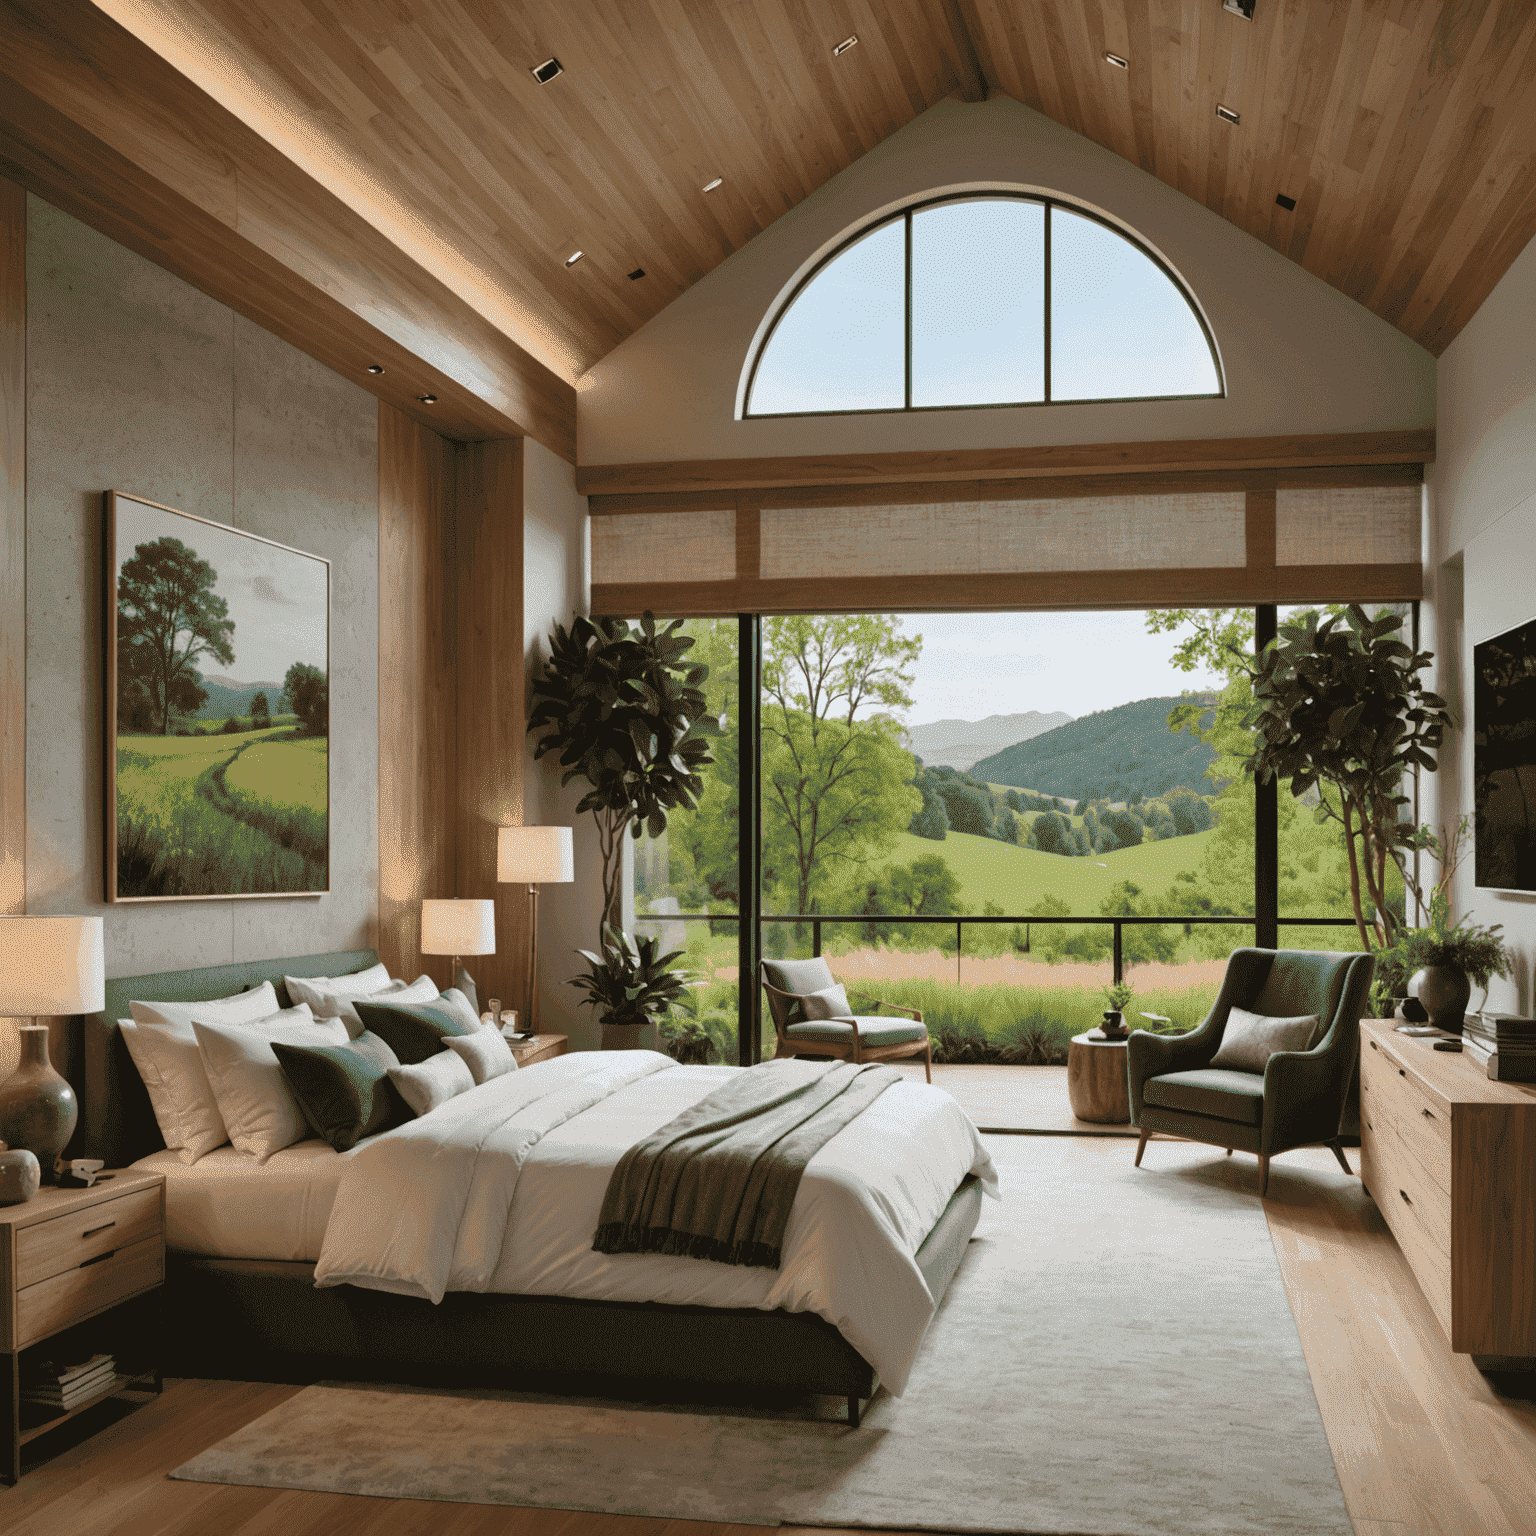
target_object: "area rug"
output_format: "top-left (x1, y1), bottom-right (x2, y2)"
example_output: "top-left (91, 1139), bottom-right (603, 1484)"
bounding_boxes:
top-left (171, 1138), bottom-right (1353, 1534)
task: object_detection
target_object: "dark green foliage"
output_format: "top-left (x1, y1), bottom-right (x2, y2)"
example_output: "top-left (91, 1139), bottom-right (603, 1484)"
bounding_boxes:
top-left (1100, 807), bottom-right (1145, 848)
top-left (1164, 785), bottom-right (1213, 835)
top-left (973, 694), bottom-right (1219, 801)
top-left (994, 807), bottom-right (1020, 845)
top-left (568, 926), bottom-right (692, 1029)
top-left (1032, 810), bottom-right (1073, 855)
top-left (908, 774), bottom-right (950, 840)
top-left (284, 662), bottom-right (329, 736)
top-left (1146, 803), bottom-right (1178, 840)
top-left (250, 691), bottom-right (271, 727)
top-left (927, 768), bottom-right (996, 837)
top-left (221, 716), bottom-right (240, 734)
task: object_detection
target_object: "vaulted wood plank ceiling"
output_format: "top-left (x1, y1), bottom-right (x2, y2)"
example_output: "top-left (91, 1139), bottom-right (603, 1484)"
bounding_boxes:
top-left (99, 0), bottom-right (1536, 380)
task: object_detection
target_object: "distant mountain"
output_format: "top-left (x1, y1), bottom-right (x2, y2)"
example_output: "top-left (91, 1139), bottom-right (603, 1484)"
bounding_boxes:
top-left (906, 711), bottom-right (1073, 774)
top-left (191, 674), bottom-right (287, 721)
top-left (972, 695), bottom-right (1221, 802)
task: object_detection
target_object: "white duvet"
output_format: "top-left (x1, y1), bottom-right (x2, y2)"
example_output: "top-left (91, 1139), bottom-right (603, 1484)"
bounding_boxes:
top-left (315, 1051), bottom-right (997, 1394)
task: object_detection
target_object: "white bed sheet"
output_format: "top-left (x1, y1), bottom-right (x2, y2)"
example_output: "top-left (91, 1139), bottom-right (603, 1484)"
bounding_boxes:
top-left (133, 1140), bottom-right (345, 1261)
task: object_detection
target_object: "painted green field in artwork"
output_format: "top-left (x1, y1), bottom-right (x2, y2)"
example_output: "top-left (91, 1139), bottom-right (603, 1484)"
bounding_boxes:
top-left (116, 725), bottom-right (328, 897)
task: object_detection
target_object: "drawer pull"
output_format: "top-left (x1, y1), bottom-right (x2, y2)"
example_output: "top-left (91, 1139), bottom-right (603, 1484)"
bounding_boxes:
top-left (1399, 1068), bottom-right (1407, 1077)
top-left (1421, 1107), bottom-right (1435, 1120)
top-left (1399, 1189), bottom-right (1412, 1207)
top-left (82, 1220), bottom-right (116, 1239)
top-left (1370, 1040), bottom-right (1378, 1051)
top-left (79, 1249), bottom-right (117, 1269)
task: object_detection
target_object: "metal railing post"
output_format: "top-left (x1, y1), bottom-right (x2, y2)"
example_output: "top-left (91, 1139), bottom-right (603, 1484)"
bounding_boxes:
top-left (956, 919), bottom-right (963, 984)
top-left (1113, 920), bottom-right (1123, 986)
top-left (813, 919), bottom-right (821, 959)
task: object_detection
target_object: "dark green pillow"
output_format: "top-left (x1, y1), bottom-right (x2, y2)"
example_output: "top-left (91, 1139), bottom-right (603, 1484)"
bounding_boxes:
top-left (272, 1030), bottom-right (410, 1152)
top-left (353, 996), bottom-right (480, 1065)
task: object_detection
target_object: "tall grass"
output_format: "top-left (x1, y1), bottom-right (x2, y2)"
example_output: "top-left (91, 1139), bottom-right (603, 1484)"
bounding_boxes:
top-left (208, 742), bottom-right (327, 868)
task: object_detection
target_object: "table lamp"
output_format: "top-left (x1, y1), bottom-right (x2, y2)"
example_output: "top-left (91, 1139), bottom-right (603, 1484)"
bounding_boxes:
top-left (420, 899), bottom-right (496, 994)
top-left (0, 915), bottom-right (104, 1181)
top-left (497, 826), bottom-right (574, 1033)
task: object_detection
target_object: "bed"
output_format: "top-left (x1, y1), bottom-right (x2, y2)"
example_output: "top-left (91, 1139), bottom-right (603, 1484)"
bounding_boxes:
top-left (70, 949), bottom-right (991, 1424)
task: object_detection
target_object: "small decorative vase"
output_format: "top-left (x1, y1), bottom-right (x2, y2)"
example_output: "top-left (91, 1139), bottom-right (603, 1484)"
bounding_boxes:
top-left (1099, 1010), bottom-right (1128, 1041)
top-left (1411, 965), bottom-right (1472, 1033)
top-left (0, 1025), bottom-right (78, 1183)
top-left (0, 1143), bottom-right (41, 1205)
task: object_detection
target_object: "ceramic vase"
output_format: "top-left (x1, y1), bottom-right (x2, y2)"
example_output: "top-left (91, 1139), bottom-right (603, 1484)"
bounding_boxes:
top-left (1410, 965), bottom-right (1472, 1033)
top-left (0, 1024), bottom-right (78, 1182)
top-left (0, 1143), bottom-right (41, 1205)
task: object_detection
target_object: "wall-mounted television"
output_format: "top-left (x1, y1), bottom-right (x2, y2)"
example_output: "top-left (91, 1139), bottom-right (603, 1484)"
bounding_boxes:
top-left (1474, 613), bottom-right (1536, 892)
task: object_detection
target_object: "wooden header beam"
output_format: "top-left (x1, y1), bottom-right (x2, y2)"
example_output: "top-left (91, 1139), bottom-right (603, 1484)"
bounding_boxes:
top-left (575, 429), bottom-right (1435, 498)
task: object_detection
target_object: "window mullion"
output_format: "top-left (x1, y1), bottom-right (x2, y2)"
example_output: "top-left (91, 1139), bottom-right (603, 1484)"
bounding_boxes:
top-left (1043, 200), bottom-right (1052, 404)
top-left (904, 211), bottom-right (913, 412)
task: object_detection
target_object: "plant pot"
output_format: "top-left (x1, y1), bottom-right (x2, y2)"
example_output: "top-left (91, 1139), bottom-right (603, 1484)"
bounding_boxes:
top-left (0, 1145), bottom-right (40, 1205)
top-left (1099, 1010), bottom-right (1128, 1041)
top-left (0, 1025), bottom-right (77, 1183)
top-left (601, 1021), bottom-right (661, 1052)
top-left (1410, 965), bottom-right (1471, 1032)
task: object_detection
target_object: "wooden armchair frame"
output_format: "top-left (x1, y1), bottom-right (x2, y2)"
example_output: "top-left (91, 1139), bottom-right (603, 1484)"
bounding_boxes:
top-left (760, 966), bottom-right (932, 1083)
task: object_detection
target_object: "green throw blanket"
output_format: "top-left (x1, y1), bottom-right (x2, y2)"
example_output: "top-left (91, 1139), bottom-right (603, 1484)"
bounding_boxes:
top-left (592, 1058), bottom-right (901, 1269)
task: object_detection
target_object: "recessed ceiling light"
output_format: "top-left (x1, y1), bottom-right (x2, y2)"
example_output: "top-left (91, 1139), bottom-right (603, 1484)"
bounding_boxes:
top-left (832, 35), bottom-right (858, 57)
top-left (1275, 193), bottom-right (1297, 211)
top-left (1216, 104), bottom-right (1241, 125)
top-left (565, 250), bottom-right (584, 267)
top-left (628, 268), bottom-right (646, 280)
top-left (530, 57), bottom-right (562, 84)
top-left (366, 364), bottom-right (385, 375)
top-left (1104, 52), bottom-right (1128, 69)
top-left (702, 177), bottom-right (723, 193)
top-left (416, 393), bottom-right (437, 405)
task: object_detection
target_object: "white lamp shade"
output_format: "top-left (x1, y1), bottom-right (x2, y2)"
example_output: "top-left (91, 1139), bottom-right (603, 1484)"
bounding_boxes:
top-left (420, 899), bottom-right (497, 957)
top-left (497, 825), bottom-right (574, 884)
top-left (0, 915), bottom-right (106, 1016)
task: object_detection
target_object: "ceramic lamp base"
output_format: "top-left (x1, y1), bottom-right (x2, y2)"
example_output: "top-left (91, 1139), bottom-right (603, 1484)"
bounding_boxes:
top-left (0, 1025), bottom-right (78, 1184)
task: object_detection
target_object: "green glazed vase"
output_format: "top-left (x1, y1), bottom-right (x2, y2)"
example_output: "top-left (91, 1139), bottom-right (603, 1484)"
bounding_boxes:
top-left (0, 1025), bottom-right (78, 1182)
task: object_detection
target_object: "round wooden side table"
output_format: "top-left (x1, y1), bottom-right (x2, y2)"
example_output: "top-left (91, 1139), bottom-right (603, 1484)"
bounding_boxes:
top-left (1067, 1033), bottom-right (1131, 1124)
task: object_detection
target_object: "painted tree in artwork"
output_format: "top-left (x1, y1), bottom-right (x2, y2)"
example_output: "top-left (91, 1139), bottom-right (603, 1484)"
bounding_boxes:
top-left (250, 691), bottom-right (271, 729)
top-left (117, 537), bottom-right (236, 735)
top-left (283, 663), bottom-right (329, 737)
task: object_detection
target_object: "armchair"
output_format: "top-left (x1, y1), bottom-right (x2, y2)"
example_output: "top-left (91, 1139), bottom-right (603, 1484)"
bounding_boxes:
top-left (760, 957), bottom-right (932, 1082)
top-left (1128, 948), bottom-right (1375, 1196)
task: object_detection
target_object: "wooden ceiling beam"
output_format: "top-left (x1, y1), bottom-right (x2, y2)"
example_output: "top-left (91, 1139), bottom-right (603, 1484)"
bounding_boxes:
top-left (0, 0), bottom-right (576, 458)
top-left (940, 0), bottom-right (989, 104)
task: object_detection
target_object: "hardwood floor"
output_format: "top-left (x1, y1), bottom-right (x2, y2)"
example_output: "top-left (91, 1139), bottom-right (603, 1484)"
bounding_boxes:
top-left (6, 1137), bottom-right (1535, 1533)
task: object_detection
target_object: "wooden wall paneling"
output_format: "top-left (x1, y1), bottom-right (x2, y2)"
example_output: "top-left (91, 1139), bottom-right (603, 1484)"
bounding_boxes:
top-left (376, 404), bottom-right (457, 984)
top-left (574, 430), bottom-right (1436, 497)
top-left (0, 176), bottom-right (21, 918)
top-left (453, 439), bottom-right (528, 1015)
top-left (0, 0), bottom-right (576, 458)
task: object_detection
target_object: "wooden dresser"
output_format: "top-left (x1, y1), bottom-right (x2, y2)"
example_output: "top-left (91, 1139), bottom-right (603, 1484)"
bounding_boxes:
top-left (1359, 1019), bottom-right (1536, 1360)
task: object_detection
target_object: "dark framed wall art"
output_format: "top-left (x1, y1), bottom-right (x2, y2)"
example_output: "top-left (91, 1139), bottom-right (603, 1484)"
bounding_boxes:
top-left (104, 491), bottom-right (331, 902)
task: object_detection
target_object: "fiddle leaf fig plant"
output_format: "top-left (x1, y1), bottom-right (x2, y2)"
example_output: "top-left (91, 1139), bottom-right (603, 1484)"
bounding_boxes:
top-left (568, 926), bottom-right (692, 1030)
top-left (528, 612), bottom-right (717, 940)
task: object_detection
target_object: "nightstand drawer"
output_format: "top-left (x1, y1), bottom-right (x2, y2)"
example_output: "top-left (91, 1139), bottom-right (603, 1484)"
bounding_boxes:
top-left (15, 1234), bottom-right (164, 1350)
top-left (15, 1186), bottom-right (162, 1290)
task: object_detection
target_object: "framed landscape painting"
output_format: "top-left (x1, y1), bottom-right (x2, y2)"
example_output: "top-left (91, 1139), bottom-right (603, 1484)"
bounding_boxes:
top-left (105, 492), bottom-right (330, 902)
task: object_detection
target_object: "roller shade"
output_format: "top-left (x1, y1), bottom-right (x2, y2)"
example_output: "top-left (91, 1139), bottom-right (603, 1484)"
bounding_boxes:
top-left (590, 465), bottom-right (1423, 615)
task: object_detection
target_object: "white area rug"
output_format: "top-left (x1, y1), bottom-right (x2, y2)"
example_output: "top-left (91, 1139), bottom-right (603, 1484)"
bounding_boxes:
top-left (171, 1138), bottom-right (1353, 1533)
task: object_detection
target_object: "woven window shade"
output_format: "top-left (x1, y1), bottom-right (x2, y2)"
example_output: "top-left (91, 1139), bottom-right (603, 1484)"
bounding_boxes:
top-left (592, 509), bottom-right (734, 587)
top-left (1275, 485), bottom-right (1421, 566)
top-left (759, 493), bottom-right (1246, 579)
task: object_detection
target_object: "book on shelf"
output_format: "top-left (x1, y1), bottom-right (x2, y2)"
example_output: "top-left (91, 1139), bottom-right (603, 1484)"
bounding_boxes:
top-left (22, 1354), bottom-right (115, 1408)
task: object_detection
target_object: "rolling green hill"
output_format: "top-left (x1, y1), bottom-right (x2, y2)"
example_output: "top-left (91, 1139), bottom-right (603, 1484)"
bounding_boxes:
top-left (972, 694), bottom-right (1221, 802)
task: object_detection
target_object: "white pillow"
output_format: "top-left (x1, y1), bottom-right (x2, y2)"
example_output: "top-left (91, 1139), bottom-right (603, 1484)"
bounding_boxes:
top-left (389, 1050), bottom-right (476, 1117)
top-left (445, 1026), bottom-right (517, 1085)
top-left (303, 973), bottom-right (439, 1036)
top-left (283, 962), bottom-right (392, 1013)
top-left (194, 1012), bottom-right (350, 1162)
top-left (799, 982), bottom-right (855, 1021)
top-left (124, 982), bottom-right (284, 1162)
top-left (1210, 1007), bottom-right (1322, 1073)
top-left (436, 987), bottom-right (484, 1035)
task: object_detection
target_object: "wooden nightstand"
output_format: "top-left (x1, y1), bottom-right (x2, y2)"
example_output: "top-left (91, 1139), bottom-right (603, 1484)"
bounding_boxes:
top-left (506, 1032), bottom-right (568, 1067)
top-left (0, 1169), bottom-right (165, 1485)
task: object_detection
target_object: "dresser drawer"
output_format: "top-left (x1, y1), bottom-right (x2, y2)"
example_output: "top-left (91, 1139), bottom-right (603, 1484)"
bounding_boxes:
top-left (1361, 1035), bottom-right (1452, 1192)
top-left (15, 1233), bottom-right (164, 1350)
top-left (14, 1186), bottom-right (162, 1290)
top-left (1361, 1114), bottom-right (1453, 1336)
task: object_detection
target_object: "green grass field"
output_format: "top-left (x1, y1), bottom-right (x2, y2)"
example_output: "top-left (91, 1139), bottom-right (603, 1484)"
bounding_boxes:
top-left (115, 725), bottom-right (328, 897)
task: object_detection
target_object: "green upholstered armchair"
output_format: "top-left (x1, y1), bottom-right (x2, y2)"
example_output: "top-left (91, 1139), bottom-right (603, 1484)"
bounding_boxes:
top-left (760, 957), bottom-right (932, 1082)
top-left (1128, 948), bottom-right (1375, 1196)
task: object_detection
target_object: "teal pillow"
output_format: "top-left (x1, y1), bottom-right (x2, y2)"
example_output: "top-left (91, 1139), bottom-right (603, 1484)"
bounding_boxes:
top-left (271, 1030), bottom-right (409, 1152)
top-left (354, 996), bottom-right (481, 1065)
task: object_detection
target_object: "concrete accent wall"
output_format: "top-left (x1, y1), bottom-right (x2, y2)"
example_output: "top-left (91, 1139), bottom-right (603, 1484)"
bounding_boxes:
top-left (522, 435), bottom-right (608, 1048)
top-left (24, 196), bottom-right (378, 979)
top-left (1426, 232), bottom-right (1536, 1015)
top-left (580, 97), bottom-right (1435, 466)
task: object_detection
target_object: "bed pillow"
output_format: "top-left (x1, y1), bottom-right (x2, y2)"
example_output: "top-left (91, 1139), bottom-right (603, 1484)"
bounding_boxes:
top-left (271, 1031), bottom-right (409, 1152)
top-left (1209, 1007), bottom-right (1322, 1074)
top-left (194, 1013), bottom-right (351, 1162)
top-left (799, 983), bottom-right (856, 1021)
top-left (354, 995), bottom-right (483, 1065)
top-left (302, 974), bottom-right (439, 1036)
top-left (123, 982), bottom-right (286, 1163)
top-left (444, 1025), bottom-right (517, 1085)
top-left (283, 962), bottom-right (392, 1013)
top-left (388, 1049), bottom-right (476, 1118)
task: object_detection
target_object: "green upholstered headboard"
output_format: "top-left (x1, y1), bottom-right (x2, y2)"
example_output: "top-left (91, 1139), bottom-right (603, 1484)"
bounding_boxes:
top-left (71, 948), bottom-right (379, 1169)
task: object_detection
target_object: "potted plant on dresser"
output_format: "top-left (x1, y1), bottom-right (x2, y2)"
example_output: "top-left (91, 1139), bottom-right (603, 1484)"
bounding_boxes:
top-left (569, 926), bottom-right (692, 1051)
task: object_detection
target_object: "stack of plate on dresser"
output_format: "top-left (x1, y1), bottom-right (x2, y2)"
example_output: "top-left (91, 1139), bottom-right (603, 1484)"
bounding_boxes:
top-left (1462, 1012), bottom-right (1536, 1081)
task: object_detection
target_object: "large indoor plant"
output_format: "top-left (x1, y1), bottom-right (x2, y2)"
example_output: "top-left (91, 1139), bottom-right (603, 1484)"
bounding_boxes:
top-left (569, 926), bottom-right (692, 1051)
top-left (528, 612), bottom-right (716, 940)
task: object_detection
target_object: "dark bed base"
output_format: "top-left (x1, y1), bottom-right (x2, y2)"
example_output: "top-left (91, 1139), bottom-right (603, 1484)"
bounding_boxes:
top-left (161, 1175), bottom-right (983, 1427)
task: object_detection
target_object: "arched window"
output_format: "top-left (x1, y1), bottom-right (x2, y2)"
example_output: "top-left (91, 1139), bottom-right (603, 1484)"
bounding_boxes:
top-left (742, 194), bottom-right (1223, 418)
